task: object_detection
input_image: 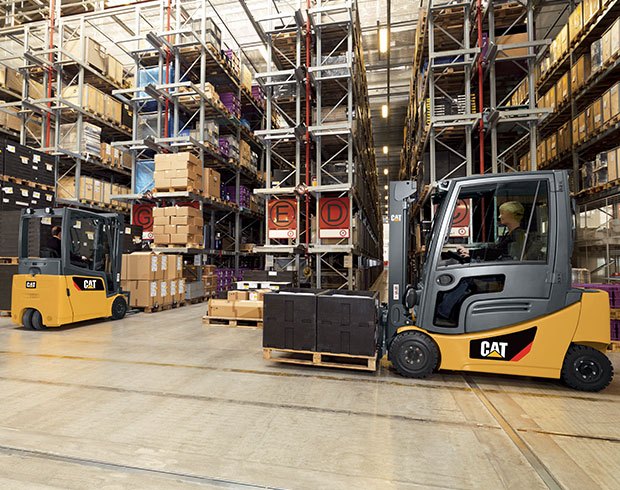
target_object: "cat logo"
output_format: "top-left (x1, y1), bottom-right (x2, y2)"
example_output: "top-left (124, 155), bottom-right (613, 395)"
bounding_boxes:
top-left (72, 277), bottom-right (104, 291)
top-left (83, 279), bottom-right (97, 290)
top-left (480, 341), bottom-right (508, 359)
top-left (470, 327), bottom-right (537, 362)
top-left (25, 281), bottom-right (36, 289)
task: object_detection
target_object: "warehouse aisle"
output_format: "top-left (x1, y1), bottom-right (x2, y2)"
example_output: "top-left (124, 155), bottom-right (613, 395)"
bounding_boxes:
top-left (0, 306), bottom-right (618, 489)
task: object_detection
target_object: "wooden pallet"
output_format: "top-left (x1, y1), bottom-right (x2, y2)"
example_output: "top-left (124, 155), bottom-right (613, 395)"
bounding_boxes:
top-left (263, 348), bottom-right (377, 372)
top-left (0, 174), bottom-right (54, 192)
top-left (153, 185), bottom-right (202, 195)
top-left (608, 341), bottom-right (620, 353)
top-left (140, 303), bottom-right (173, 314)
top-left (202, 315), bottom-right (263, 329)
top-left (0, 257), bottom-right (18, 264)
top-left (158, 243), bottom-right (203, 250)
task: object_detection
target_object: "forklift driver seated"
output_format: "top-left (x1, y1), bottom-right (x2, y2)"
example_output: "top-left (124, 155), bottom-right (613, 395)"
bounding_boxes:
top-left (456, 201), bottom-right (526, 262)
top-left (41, 226), bottom-right (62, 258)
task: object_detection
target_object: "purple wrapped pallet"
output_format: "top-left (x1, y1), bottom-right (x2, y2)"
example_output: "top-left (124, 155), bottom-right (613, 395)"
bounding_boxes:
top-left (573, 283), bottom-right (620, 308)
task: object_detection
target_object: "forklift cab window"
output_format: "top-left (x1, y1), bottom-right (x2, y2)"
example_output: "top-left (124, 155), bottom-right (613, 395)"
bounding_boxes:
top-left (68, 215), bottom-right (99, 270)
top-left (439, 180), bottom-right (549, 267)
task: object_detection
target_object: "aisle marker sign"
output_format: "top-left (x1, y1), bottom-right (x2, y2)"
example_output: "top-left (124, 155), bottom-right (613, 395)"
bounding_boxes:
top-left (319, 197), bottom-right (350, 238)
top-left (268, 199), bottom-right (297, 239)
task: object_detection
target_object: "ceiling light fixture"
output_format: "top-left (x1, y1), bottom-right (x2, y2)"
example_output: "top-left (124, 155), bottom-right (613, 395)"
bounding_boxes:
top-left (381, 104), bottom-right (389, 118)
top-left (383, 168), bottom-right (389, 175)
top-left (382, 146), bottom-right (388, 154)
top-left (379, 27), bottom-right (389, 53)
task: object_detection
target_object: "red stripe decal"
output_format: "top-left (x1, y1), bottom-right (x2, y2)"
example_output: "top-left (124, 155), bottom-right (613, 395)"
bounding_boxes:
top-left (511, 341), bottom-right (533, 362)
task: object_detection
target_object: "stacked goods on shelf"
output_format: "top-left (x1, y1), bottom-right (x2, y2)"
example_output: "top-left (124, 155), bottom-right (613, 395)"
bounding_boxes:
top-left (153, 152), bottom-right (203, 193)
top-left (160, 253), bottom-right (184, 306)
top-left (57, 176), bottom-right (130, 209)
top-left (207, 289), bottom-right (264, 320)
top-left (249, 194), bottom-right (262, 214)
top-left (62, 85), bottom-right (105, 117)
top-left (240, 64), bottom-right (252, 92)
top-left (581, 145), bottom-right (620, 189)
top-left (223, 50), bottom-right (240, 77)
top-left (215, 268), bottom-right (235, 293)
top-left (64, 36), bottom-right (126, 86)
top-left (59, 122), bottom-right (101, 155)
top-left (100, 143), bottom-right (132, 169)
top-left (0, 65), bottom-right (24, 96)
top-left (223, 184), bottom-right (250, 207)
top-left (0, 103), bottom-right (22, 132)
top-left (239, 139), bottom-right (251, 168)
top-left (1, 140), bottom-right (55, 186)
top-left (219, 135), bottom-right (239, 161)
top-left (203, 167), bottom-right (221, 199)
top-left (189, 119), bottom-right (219, 147)
top-left (251, 85), bottom-right (265, 107)
top-left (152, 205), bottom-right (204, 247)
top-left (219, 92), bottom-right (240, 118)
top-left (122, 224), bottom-right (143, 253)
top-left (0, 211), bottom-right (43, 256)
top-left (1, 179), bottom-right (54, 210)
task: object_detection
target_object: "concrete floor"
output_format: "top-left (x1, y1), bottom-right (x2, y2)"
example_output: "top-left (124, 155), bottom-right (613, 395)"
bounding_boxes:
top-left (0, 304), bottom-right (618, 489)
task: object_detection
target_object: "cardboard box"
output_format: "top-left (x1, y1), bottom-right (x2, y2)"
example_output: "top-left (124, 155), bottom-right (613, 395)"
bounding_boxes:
top-left (228, 290), bottom-right (249, 301)
top-left (583, 0), bottom-right (600, 25)
top-left (592, 98), bottom-right (603, 131)
top-left (232, 300), bottom-right (264, 319)
top-left (496, 33), bottom-right (529, 59)
top-left (124, 280), bottom-right (158, 308)
top-left (28, 79), bottom-right (44, 100)
top-left (204, 168), bottom-right (221, 199)
top-left (571, 53), bottom-right (591, 91)
top-left (572, 116), bottom-right (580, 145)
top-left (65, 37), bottom-right (107, 73)
top-left (62, 84), bottom-right (104, 116)
top-left (557, 73), bottom-right (569, 104)
top-left (611, 83), bottom-right (620, 121)
top-left (154, 151), bottom-right (200, 170)
top-left (104, 95), bottom-right (122, 125)
top-left (608, 148), bottom-right (619, 182)
top-left (122, 252), bottom-right (162, 281)
top-left (578, 111), bottom-right (587, 142)
top-left (0, 105), bottom-right (21, 132)
top-left (107, 55), bottom-right (124, 86)
top-left (569, 3), bottom-right (583, 44)
top-left (153, 234), bottom-right (171, 245)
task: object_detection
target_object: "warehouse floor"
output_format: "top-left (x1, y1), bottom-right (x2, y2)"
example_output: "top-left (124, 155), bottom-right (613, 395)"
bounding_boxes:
top-left (0, 304), bottom-right (618, 489)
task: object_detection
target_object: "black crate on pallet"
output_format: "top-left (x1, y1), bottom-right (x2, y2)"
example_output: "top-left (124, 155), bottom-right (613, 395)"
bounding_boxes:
top-left (0, 209), bottom-right (47, 257)
top-left (122, 224), bottom-right (143, 253)
top-left (316, 290), bottom-right (379, 356)
top-left (244, 270), bottom-right (297, 283)
top-left (30, 149), bottom-right (55, 187)
top-left (263, 290), bottom-right (322, 351)
top-left (0, 263), bottom-right (18, 310)
top-left (3, 141), bottom-right (33, 181)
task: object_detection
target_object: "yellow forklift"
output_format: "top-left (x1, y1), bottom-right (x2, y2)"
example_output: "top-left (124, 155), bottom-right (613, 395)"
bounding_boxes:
top-left (11, 207), bottom-right (128, 330)
top-left (382, 170), bottom-right (614, 391)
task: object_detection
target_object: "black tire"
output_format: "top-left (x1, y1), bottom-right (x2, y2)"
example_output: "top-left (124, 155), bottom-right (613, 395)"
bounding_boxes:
top-left (22, 308), bottom-right (34, 330)
top-left (31, 309), bottom-right (45, 330)
top-left (111, 296), bottom-right (127, 320)
top-left (561, 344), bottom-right (614, 392)
top-left (389, 330), bottom-right (440, 378)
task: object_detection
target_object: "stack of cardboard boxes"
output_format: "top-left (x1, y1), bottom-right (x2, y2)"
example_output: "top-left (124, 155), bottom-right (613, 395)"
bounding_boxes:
top-left (57, 176), bottom-right (131, 209)
top-left (100, 143), bottom-right (132, 170)
top-left (202, 265), bottom-right (217, 297)
top-left (121, 252), bottom-right (185, 309)
top-left (61, 84), bottom-right (123, 126)
top-left (206, 289), bottom-right (266, 320)
top-left (153, 152), bottom-right (203, 193)
top-left (64, 36), bottom-right (125, 88)
top-left (152, 205), bottom-right (204, 247)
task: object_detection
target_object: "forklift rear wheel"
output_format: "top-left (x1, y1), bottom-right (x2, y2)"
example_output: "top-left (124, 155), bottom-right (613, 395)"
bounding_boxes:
top-left (389, 330), bottom-right (439, 379)
top-left (561, 344), bottom-right (613, 392)
top-left (111, 296), bottom-right (127, 320)
top-left (22, 308), bottom-right (34, 330)
top-left (31, 310), bottom-right (46, 330)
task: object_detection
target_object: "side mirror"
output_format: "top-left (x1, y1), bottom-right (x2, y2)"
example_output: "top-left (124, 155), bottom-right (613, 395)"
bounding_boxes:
top-left (403, 284), bottom-right (417, 309)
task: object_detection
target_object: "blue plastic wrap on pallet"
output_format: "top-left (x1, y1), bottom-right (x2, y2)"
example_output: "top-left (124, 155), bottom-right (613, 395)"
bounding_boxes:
top-left (135, 159), bottom-right (155, 194)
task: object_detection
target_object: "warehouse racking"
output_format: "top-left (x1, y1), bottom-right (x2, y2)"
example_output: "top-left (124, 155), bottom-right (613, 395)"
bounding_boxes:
top-left (0, 1), bottom-right (268, 280)
top-left (252, 0), bottom-right (381, 290)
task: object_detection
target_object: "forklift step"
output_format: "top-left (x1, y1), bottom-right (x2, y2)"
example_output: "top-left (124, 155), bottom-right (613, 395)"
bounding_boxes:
top-left (262, 348), bottom-right (377, 372)
top-left (202, 315), bottom-right (262, 329)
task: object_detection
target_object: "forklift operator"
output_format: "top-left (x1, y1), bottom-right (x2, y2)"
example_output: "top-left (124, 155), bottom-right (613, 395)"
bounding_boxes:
top-left (456, 201), bottom-right (526, 262)
top-left (44, 226), bottom-right (62, 258)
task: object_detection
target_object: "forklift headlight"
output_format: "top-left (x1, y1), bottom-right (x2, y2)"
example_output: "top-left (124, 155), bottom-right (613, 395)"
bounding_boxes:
top-left (45, 207), bottom-right (54, 215)
top-left (25, 208), bottom-right (34, 214)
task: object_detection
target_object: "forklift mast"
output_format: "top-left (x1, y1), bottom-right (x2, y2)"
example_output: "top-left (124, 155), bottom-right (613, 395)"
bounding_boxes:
top-left (386, 181), bottom-right (417, 341)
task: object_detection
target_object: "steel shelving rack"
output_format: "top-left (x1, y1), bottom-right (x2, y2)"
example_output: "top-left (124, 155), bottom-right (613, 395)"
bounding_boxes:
top-left (252, 0), bottom-right (381, 290)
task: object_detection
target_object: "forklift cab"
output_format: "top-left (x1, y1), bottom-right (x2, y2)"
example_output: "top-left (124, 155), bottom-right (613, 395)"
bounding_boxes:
top-left (19, 208), bottom-right (123, 295)
top-left (386, 171), bottom-right (613, 391)
top-left (12, 208), bottom-right (127, 329)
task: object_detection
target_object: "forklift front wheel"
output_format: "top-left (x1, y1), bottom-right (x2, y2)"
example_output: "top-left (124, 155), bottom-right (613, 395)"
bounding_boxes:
top-left (31, 310), bottom-right (46, 330)
top-left (111, 296), bottom-right (128, 320)
top-left (22, 308), bottom-right (34, 330)
top-left (561, 344), bottom-right (614, 392)
top-left (389, 330), bottom-right (440, 379)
